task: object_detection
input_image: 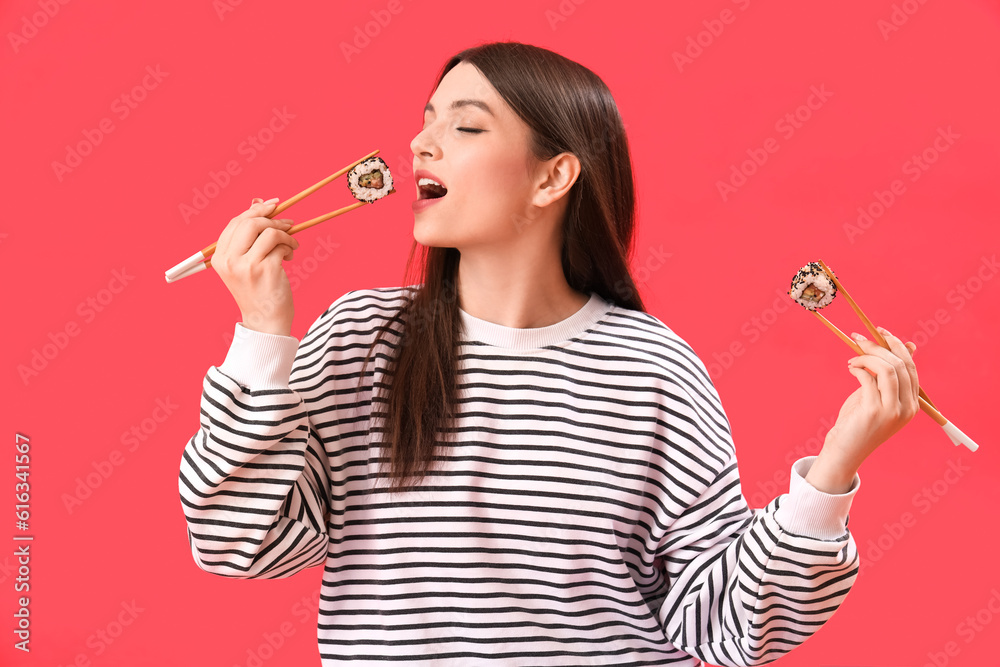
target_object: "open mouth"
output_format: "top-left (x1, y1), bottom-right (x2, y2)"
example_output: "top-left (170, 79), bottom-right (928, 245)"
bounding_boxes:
top-left (418, 178), bottom-right (448, 200)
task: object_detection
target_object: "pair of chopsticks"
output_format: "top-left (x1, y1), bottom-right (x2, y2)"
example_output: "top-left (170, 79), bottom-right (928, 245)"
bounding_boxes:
top-left (808, 259), bottom-right (979, 452)
top-left (164, 149), bottom-right (390, 283)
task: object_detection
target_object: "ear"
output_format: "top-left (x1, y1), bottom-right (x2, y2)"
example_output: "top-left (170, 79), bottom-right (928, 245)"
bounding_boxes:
top-left (532, 152), bottom-right (581, 208)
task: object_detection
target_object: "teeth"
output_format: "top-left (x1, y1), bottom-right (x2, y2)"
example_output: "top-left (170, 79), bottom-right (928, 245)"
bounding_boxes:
top-left (417, 176), bottom-right (447, 200)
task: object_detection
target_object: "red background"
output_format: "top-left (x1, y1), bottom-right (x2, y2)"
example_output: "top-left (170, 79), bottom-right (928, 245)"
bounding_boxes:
top-left (3, 1), bottom-right (999, 665)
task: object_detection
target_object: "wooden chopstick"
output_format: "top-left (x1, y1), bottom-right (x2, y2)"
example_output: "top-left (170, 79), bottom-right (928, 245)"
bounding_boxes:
top-left (165, 201), bottom-right (377, 281)
top-left (200, 200), bottom-right (370, 271)
top-left (809, 308), bottom-right (947, 426)
top-left (816, 258), bottom-right (937, 409)
top-left (165, 149), bottom-right (384, 282)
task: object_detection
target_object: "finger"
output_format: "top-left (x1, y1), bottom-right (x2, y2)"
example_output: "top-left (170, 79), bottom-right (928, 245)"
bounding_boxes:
top-left (848, 363), bottom-right (879, 399)
top-left (217, 197), bottom-right (278, 260)
top-left (849, 351), bottom-right (899, 415)
top-left (263, 242), bottom-right (295, 268)
top-left (248, 197), bottom-right (279, 219)
top-left (230, 211), bottom-right (294, 258)
top-left (245, 226), bottom-right (300, 265)
top-left (237, 198), bottom-right (279, 227)
top-left (877, 326), bottom-right (919, 409)
top-left (852, 333), bottom-right (911, 413)
top-left (878, 327), bottom-right (917, 398)
top-left (847, 364), bottom-right (882, 417)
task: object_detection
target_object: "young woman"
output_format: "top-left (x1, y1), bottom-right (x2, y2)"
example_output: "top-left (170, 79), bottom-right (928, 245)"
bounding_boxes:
top-left (178, 41), bottom-right (920, 666)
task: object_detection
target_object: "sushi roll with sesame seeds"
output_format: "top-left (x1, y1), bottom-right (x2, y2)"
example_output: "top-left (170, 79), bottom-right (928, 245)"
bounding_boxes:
top-left (347, 157), bottom-right (395, 203)
top-left (788, 261), bottom-right (838, 310)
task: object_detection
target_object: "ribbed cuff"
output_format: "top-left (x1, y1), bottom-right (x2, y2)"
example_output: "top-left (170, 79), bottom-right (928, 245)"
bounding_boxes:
top-left (774, 456), bottom-right (861, 540)
top-left (217, 323), bottom-right (300, 390)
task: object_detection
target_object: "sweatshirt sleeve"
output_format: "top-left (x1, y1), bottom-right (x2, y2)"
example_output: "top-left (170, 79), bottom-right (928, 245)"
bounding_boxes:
top-left (177, 321), bottom-right (333, 580)
top-left (655, 382), bottom-right (861, 666)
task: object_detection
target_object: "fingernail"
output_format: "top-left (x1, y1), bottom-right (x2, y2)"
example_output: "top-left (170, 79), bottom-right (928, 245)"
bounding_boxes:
top-left (264, 197), bottom-right (280, 205)
top-left (851, 332), bottom-right (867, 342)
top-left (877, 326), bottom-right (892, 336)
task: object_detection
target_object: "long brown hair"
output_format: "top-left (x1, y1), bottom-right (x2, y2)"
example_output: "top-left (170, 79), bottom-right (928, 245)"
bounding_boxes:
top-left (357, 41), bottom-right (647, 492)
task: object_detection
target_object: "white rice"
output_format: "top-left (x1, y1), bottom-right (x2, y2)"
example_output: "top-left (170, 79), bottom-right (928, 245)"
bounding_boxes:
top-left (347, 157), bottom-right (394, 203)
top-left (788, 261), bottom-right (837, 310)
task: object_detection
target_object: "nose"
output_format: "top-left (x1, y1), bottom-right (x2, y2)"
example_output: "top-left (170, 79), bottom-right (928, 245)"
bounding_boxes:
top-left (410, 125), bottom-right (438, 159)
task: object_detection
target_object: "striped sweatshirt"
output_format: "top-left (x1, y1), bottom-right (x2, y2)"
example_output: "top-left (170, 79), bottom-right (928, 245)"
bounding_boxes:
top-left (178, 287), bottom-right (861, 666)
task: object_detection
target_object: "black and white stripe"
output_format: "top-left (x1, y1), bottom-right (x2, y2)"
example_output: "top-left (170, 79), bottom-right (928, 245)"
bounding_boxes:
top-left (178, 287), bottom-right (860, 666)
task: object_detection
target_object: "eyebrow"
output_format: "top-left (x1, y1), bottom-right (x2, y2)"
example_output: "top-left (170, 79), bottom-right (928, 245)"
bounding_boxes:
top-left (423, 99), bottom-right (495, 117)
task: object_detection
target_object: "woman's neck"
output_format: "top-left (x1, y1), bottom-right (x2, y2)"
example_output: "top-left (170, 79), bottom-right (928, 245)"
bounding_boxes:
top-left (455, 253), bottom-right (589, 329)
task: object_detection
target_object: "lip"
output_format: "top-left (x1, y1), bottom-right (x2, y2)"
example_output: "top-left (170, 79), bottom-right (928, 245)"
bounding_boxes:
top-left (412, 168), bottom-right (447, 213)
top-left (411, 197), bottom-right (444, 213)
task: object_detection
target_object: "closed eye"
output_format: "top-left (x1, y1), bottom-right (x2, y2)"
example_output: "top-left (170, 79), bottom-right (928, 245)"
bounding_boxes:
top-left (457, 128), bottom-right (484, 133)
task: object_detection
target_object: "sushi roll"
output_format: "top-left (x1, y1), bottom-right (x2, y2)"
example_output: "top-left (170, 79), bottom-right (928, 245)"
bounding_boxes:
top-left (347, 156), bottom-right (395, 203)
top-left (788, 261), bottom-right (837, 310)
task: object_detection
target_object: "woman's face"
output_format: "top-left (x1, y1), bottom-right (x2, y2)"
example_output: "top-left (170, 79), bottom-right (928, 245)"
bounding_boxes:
top-left (410, 62), bottom-right (542, 250)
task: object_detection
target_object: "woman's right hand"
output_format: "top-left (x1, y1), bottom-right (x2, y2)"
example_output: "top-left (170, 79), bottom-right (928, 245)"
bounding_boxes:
top-left (213, 197), bottom-right (300, 337)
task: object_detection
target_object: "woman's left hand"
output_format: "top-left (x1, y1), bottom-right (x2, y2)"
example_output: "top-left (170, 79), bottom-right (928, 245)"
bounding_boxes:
top-left (805, 327), bottom-right (921, 494)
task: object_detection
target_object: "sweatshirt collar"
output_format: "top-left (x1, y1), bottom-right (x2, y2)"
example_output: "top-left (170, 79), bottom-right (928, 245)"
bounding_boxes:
top-left (458, 292), bottom-right (611, 350)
